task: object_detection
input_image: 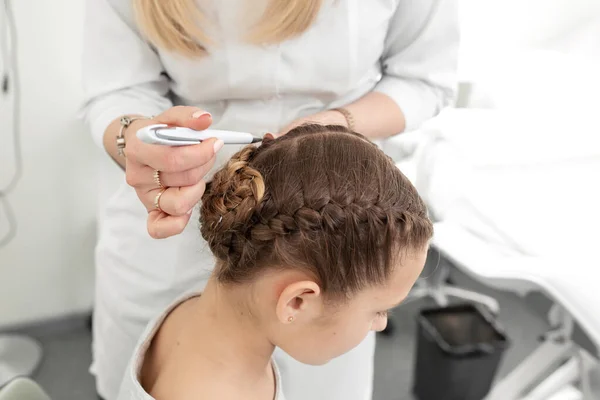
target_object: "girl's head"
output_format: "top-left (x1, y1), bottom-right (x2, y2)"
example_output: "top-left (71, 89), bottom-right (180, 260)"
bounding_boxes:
top-left (200, 125), bottom-right (432, 365)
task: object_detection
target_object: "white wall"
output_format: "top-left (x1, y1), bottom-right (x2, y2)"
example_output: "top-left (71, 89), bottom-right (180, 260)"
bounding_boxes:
top-left (458, 0), bottom-right (600, 79)
top-left (0, 0), bottom-right (99, 328)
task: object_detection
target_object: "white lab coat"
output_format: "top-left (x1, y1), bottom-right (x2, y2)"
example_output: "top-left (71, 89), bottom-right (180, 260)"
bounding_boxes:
top-left (81, 1), bottom-right (459, 399)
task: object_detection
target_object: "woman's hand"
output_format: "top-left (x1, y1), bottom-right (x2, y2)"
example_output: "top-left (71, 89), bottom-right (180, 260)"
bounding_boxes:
top-left (277, 92), bottom-right (408, 139)
top-left (277, 110), bottom-right (347, 136)
top-left (122, 106), bottom-right (223, 239)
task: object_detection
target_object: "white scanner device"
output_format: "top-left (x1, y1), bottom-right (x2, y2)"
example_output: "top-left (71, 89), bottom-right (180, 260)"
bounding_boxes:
top-left (137, 124), bottom-right (262, 146)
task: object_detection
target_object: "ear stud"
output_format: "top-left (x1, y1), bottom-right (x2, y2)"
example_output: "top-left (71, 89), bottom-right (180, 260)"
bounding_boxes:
top-left (288, 316), bottom-right (294, 322)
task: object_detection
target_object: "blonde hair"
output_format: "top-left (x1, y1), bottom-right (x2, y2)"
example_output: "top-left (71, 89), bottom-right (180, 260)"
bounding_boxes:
top-left (132, 0), bottom-right (324, 57)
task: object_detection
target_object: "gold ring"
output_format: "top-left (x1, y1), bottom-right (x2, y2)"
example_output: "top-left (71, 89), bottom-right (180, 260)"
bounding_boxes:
top-left (153, 188), bottom-right (167, 212)
top-left (153, 169), bottom-right (165, 188)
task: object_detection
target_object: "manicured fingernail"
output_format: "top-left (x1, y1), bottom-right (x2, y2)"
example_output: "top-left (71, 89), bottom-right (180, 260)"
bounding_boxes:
top-left (192, 111), bottom-right (211, 119)
top-left (213, 139), bottom-right (224, 153)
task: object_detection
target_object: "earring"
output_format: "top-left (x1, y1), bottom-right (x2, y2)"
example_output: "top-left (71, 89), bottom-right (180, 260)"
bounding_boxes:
top-left (288, 316), bottom-right (294, 323)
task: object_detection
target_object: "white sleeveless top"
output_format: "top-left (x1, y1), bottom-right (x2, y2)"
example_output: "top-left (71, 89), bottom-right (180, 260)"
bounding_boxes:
top-left (115, 292), bottom-right (285, 400)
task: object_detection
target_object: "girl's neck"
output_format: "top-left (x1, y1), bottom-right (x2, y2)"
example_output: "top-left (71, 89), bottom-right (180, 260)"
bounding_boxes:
top-left (143, 277), bottom-right (276, 399)
top-left (185, 276), bottom-right (275, 378)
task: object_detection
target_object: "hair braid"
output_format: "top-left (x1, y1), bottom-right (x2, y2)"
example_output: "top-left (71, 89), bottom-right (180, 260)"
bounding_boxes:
top-left (200, 124), bottom-right (433, 295)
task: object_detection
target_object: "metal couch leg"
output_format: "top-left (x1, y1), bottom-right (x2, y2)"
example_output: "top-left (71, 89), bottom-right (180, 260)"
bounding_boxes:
top-left (578, 349), bottom-right (600, 400)
top-left (521, 357), bottom-right (580, 400)
top-left (486, 305), bottom-right (575, 400)
top-left (486, 337), bottom-right (575, 400)
top-left (545, 385), bottom-right (582, 400)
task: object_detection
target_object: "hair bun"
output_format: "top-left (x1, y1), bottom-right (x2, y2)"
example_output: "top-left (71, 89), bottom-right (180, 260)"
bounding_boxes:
top-left (200, 145), bottom-right (265, 260)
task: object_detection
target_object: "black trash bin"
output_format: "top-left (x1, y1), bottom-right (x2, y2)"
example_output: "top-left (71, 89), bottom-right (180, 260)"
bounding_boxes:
top-left (413, 303), bottom-right (509, 400)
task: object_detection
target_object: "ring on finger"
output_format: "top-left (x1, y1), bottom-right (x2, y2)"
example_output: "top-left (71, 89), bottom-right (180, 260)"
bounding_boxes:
top-left (153, 187), bottom-right (167, 212)
top-left (153, 169), bottom-right (165, 189)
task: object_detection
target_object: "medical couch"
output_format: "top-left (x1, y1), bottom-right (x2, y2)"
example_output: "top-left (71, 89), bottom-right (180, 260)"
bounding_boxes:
top-left (389, 70), bottom-right (600, 398)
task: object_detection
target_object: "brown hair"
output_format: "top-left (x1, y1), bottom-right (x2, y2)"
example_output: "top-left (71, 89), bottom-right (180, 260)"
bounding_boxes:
top-left (132, 0), bottom-right (323, 57)
top-left (200, 125), bottom-right (433, 297)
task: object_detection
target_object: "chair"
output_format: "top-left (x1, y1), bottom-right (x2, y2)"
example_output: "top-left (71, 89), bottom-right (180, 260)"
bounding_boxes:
top-left (0, 377), bottom-right (51, 400)
top-left (0, 335), bottom-right (43, 388)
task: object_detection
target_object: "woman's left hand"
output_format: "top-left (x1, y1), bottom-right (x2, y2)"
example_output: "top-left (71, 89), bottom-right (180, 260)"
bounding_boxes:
top-left (277, 110), bottom-right (348, 136)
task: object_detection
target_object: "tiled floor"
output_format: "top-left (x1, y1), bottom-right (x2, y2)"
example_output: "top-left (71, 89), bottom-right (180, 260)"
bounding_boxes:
top-left (10, 260), bottom-right (552, 400)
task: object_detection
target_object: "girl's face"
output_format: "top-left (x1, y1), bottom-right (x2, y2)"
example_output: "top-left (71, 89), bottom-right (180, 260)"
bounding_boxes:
top-left (267, 247), bottom-right (428, 365)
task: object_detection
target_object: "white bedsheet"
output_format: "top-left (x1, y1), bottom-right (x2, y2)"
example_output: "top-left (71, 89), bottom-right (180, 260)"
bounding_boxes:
top-left (405, 108), bottom-right (600, 261)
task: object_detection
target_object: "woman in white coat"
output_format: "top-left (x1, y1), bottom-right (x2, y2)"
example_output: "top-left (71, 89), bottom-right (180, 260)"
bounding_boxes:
top-left (81, 1), bottom-right (459, 399)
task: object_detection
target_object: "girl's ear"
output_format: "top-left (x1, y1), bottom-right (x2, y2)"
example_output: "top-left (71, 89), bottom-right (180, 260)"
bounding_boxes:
top-left (275, 280), bottom-right (322, 324)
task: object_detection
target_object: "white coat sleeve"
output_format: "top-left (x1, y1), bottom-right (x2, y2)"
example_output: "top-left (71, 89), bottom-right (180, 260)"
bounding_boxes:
top-left (374, 0), bottom-right (460, 132)
top-left (81, 0), bottom-right (173, 148)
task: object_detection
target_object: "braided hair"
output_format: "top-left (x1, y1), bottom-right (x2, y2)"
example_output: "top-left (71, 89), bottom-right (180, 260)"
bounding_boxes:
top-left (200, 124), bottom-right (432, 297)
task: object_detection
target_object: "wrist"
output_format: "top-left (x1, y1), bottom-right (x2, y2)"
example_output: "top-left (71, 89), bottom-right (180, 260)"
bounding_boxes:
top-left (321, 110), bottom-right (349, 127)
top-left (125, 118), bottom-right (156, 142)
top-left (330, 108), bottom-right (355, 131)
top-left (116, 115), bottom-right (154, 156)
top-left (102, 114), bottom-right (154, 169)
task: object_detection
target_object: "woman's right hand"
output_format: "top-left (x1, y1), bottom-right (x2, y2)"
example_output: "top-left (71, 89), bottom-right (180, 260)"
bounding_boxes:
top-left (122, 106), bottom-right (224, 239)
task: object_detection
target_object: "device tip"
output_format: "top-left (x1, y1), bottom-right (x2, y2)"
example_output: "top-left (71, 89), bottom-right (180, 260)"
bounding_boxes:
top-left (252, 137), bottom-right (263, 143)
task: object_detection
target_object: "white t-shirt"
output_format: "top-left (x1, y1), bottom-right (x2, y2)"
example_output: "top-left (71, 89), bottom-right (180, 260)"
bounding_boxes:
top-left (116, 292), bottom-right (285, 400)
